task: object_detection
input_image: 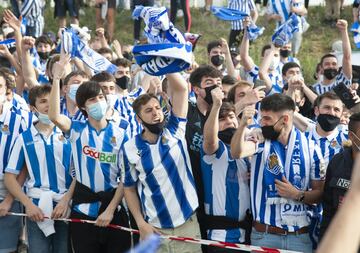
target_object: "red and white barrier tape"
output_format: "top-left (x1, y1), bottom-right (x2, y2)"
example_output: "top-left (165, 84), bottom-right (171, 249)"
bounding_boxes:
top-left (7, 212), bottom-right (300, 253)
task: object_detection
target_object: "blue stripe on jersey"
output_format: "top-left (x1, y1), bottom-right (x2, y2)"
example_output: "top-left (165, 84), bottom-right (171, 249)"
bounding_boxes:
top-left (45, 135), bottom-right (58, 193)
top-left (22, 130), bottom-right (41, 188)
top-left (135, 135), bottom-right (173, 228)
top-left (280, 0), bottom-right (289, 21)
top-left (159, 139), bottom-right (193, 222)
top-left (251, 148), bottom-right (262, 220)
top-left (87, 127), bottom-right (98, 217)
top-left (75, 137), bottom-right (83, 182)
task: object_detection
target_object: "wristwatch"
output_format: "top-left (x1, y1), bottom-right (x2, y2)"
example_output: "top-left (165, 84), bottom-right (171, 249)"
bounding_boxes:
top-left (296, 191), bottom-right (305, 202)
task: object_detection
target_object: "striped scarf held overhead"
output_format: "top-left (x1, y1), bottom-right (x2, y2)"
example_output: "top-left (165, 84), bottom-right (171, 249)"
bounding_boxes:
top-left (272, 14), bottom-right (301, 47)
top-left (131, 6), bottom-right (193, 76)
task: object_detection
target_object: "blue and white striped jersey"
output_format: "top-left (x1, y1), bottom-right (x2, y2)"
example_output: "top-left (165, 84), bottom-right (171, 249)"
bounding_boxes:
top-left (228, 0), bottom-right (256, 30)
top-left (250, 127), bottom-right (325, 231)
top-left (21, 0), bottom-right (44, 37)
top-left (5, 124), bottom-right (72, 203)
top-left (201, 141), bottom-right (250, 243)
top-left (123, 113), bottom-right (199, 229)
top-left (312, 70), bottom-right (351, 95)
top-left (60, 97), bottom-right (86, 122)
top-left (279, 56), bottom-right (301, 73)
top-left (0, 109), bottom-right (29, 199)
top-left (266, 0), bottom-right (292, 27)
top-left (114, 88), bottom-right (144, 138)
top-left (305, 124), bottom-right (348, 167)
top-left (68, 120), bottom-right (128, 217)
top-left (244, 64), bottom-right (283, 94)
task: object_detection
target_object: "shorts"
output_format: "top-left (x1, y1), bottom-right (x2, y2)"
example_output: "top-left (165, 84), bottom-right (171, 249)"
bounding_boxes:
top-left (54, 0), bottom-right (79, 18)
top-left (0, 201), bottom-right (22, 253)
top-left (95, 0), bottom-right (116, 9)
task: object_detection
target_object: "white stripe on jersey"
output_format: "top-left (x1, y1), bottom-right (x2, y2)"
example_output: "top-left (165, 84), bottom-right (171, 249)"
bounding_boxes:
top-left (266, 0), bottom-right (291, 27)
top-left (250, 127), bottom-right (324, 231)
top-left (123, 113), bottom-right (198, 229)
top-left (305, 124), bottom-right (348, 167)
top-left (0, 110), bottom-right (29, 198)
top-left (201, 141), bottom-right (250, 243)
top-left (5, 124), bottom-right (72, 196)
top-left (228, 0), bottom-right (256, 30)
top-left (68, 120), bottom-right (128, 217)
top-left (312, 70), bottom-right (352, 95)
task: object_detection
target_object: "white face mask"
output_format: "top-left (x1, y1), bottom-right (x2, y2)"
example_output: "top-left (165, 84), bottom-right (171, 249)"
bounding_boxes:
top-left (2, 27), bottom-right (14, 36)
top-left (269, 56), bottom-right (280, 70)
top-left (0, 94), bottom-right (6, 104)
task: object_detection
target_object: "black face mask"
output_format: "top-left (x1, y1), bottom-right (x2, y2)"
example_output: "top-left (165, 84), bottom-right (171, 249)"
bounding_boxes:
top-left (323, 68), bottom-right (338, 80)
top-left (261, 117), bottom-right (283, 141)
top-left (37, 51), bottom-right (50, 60)
top-left (211, 55), bottom-right (225, 67)
top-left (218, 127), bottom-right (237, 145)
top-left (203, 85), bottom-right (218, 105)
top-left (123, 52), bottom-right (134, 62)
top-left (141, 119), bottom-right (165, 135)
top-left (317, 114), bottom-right (340, 132)
top-left (8, 46), bottom-right (16, 54)
top-left (280, 49), bottom-right (291, 58)
top-left (116, 76), bottom-right (130, 90)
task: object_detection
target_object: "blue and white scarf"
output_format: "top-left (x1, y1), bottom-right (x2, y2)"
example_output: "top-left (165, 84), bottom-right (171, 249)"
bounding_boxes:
top-left (262, 128), bottom-right (309, 227)
top-left (0, 38), bottom-right (16, 48)
top-left (211, 6), bottom-right (248, 21)
top-left (351, 22), bottom-right (360, 49)
top-left (272, 14), bottom-right (301, 47)
top-left (132, 6), bottom-right (193, 76)
top-left (61, 27), bottom-right (117, 74)
top-left (247, 23), bottom-right (265, 41)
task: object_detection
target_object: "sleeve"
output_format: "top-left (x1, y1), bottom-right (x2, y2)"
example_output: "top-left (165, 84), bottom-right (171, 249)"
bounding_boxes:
top-left (201, 141), bottom-right (225, 164)
top-left (122, 143), bottom-right (139, 187)
top-left (310, 141), bottom-right (326, 181)
top-left (335, 69), bottom-right (352, 88)
top-left (118, 132), bottom-right (129, 180)
top-left (166, 112), bottom-right (187, 139)
top-left (5, 136), bottom-right (25, 175)
top-left (245, 65), bottom-right (259, 85)
top-left (65, 120), bottom-right (82, 143)
top-left (248, 0), bottom-right (256, 11)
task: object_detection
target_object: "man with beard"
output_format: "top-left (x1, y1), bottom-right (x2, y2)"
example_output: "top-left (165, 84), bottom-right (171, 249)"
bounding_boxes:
top-left (201, 87), bottom-right (251, 252)
top-left (231, 93), bottom-right (325, 252)
top-left (312, 20), bottom-right (352, 95)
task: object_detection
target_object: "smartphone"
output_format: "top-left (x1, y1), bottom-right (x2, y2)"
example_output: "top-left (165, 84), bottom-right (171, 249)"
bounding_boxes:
top-left (333, 82), bottom-right (357, 109)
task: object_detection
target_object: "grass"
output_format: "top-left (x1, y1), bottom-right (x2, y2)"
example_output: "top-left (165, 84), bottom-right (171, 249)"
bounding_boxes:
top-left (41, 4), bottom-right (355, 83)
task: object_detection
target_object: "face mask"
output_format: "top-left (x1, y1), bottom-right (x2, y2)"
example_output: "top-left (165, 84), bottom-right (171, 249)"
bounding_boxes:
top-left (36, 112), bottom-right (52, 125)
top-left (323, 68), bottom-right (338, 80)
top-left (203, 85), bottom-right (218, 105)
top-left (87, 100), bottom-right (108, 121)
top-left (68, 84), bottom-right (80, 102)
top-left (218, 127), bottom-right (237, 144)
top-left (138, 115), bottom-right (165, 135)
top-left (280, 49), bottom-right (291, 58)
top-left (317, 114), bottom-right (340, 132)
top-left (8, 46), bottom-right (16, 54)
top-left (211, 55), bottom-right (225, 67)
top-left (37, 51), bottom-right (50, 60)
top-left (269, 57), bottom-right (280, 70)
top-left (106, 94), bottom-right (118, 108)
top-left (0, 94), bottom-right (6, 104)
top-left (116, 76), bottom-right (130, 90)
top-left (261, 117), bottom-right (283, 141)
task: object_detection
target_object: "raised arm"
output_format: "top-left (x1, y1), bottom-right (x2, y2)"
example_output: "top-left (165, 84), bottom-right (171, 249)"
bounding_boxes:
top-left (240, 18), bottom-right (256, 71)
top-left (220, 38), bottom-right (237, 79)
top-left (203, 87), bottom-right (223, 155)
top-left (48, 54), bottom-right (72, 133)
top-left (166, 72), bottom-right (188, 118)
top-left (230, 105), bottom-right (257, 158)
top-left (3, 9), bottom-right (23, 62)
top-left (337, 20), bottom-right (352, 80)
top-left (20, 37), bottom-right (40, 88)
top-left (258, 45), bottom-right (275, 93)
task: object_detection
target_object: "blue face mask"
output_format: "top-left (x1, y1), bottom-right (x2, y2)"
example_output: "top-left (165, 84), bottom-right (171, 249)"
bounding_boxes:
top-left (68, 84), bottom-right (80, 102)
top-left (36, 112), bottom-right (52, 125)
top-left (87, 100), bottom-right (108, 121)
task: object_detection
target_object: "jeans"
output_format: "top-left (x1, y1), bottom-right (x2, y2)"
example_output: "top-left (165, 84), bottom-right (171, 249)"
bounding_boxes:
top-left (27, 218), bottom-right (69, 253)
top-left (251, 229), bottom-right (312, 253)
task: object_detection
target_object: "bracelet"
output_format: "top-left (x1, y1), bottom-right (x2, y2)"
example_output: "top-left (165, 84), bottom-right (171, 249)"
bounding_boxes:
top-left (296, 191), bottom-right (305, 202)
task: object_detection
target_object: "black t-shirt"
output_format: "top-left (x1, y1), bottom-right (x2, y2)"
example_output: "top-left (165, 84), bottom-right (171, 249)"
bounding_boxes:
top-left (319, 147), bottom-right (354, 243)
top-left (185, 101), bottom-right (206, 208)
